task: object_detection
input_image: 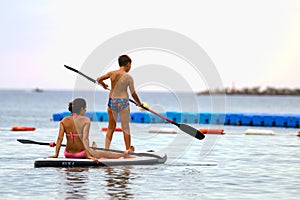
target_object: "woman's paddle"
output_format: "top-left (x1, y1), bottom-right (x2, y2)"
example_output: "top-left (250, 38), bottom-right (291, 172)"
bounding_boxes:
top-left (17, 139), bottom-right (163, 159)
top-left (64, 65), bottom-right (205, 140)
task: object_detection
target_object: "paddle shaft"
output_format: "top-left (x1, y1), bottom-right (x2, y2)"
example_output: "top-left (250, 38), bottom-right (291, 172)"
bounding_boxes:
top-left (17, 139), bottom-right (163, 159)
top-left (64, 65), bottom-right (205, 140)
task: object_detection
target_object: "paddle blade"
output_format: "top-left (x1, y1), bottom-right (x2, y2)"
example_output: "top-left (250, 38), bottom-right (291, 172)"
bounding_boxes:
top-left (64, 65), bottom-right (78, 73)
top-left (17, 139), bottom-right (37, 144)
top-left (178, 124), bottom-right (205, 140)
top-left (64, 65), bottom-right (96, 83)
top-left (17, 139), bottom-right (50, 146)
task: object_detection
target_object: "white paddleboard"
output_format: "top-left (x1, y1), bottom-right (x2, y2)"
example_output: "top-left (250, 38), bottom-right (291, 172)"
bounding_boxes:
top-left (34, 150), bottom-right (167, 168)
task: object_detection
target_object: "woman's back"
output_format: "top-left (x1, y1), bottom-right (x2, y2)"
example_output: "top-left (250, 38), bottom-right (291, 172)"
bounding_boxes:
top-left (62, 115), bottom-right (87, 154)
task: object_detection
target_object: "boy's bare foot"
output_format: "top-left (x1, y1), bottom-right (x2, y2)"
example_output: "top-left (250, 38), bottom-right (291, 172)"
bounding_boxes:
top-left (123, 151), bottom-right (135, 159)
top-left (129, 145), bottom-right (135, 152)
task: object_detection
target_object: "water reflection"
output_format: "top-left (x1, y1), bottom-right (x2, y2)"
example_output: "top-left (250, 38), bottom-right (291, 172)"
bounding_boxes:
top-left (60, 168), bottom-right (89, 200)
top-left (104, 166), bottom-right (134, 200)
top-left (58, 166), bottom-right (134, 200)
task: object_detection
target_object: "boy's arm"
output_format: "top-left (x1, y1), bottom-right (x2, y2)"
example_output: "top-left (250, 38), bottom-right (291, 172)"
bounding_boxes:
top-left (132, 91), bottom-right (142, 107)
top-left (96, 73), bottom-right (110, 89)
top-left (128, 76), bottom-right (142, 107)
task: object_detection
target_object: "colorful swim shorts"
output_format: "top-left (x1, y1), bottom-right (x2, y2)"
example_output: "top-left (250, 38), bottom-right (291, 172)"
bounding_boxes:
top-left (108, 98), bottom-right (129, 112)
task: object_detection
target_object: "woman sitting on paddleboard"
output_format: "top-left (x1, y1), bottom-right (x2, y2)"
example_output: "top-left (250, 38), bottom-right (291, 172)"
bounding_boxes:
top-left (49, 98), bottom-right (132, 161)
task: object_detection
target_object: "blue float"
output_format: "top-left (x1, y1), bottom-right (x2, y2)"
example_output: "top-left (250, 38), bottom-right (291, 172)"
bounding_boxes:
top-left (199, 112), bottom-right (211, 124)
top-left (52, 111), bottom-right (71, 121)
top-left (286, 115), bottom-right (300, 128)
top-left (210, 113), bottom-right (226, 124)
top-left (240, 113), bottom-right (253, 126)
top-left (52, 111), bottom-right (300, 128)
top-left (92, 112), bottom-right (108, 122)
top-left (252, 114), bottom-right (265, 126)
top-left (274, 115), bottom-right (288, 127)
top-left (227, 113), bottom-right (242, 125)
top-left (263, 115), bottom-right (276, 127)
top-left (53, 113), bottom-right (64, 121)
top-left (148, 113), bottom-right (166, 123)
top-left (130, 112), bottom-right (151, 123)
top-left (85, 112), bottom-right (95, 120)
top-left (181, 112), bottom-right (199, 124)
top-left (166, 112), bottom-right (181, 123)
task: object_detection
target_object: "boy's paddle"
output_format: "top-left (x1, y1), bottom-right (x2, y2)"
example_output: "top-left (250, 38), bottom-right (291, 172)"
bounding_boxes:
top-left (137, 106), bottom-right (205, 140)
top-left (17, 139), bottom-right (163, 159)
top-left (64, 65), bottom-right (205, 140)
top-left (64, 65), bottom-right (97, 83)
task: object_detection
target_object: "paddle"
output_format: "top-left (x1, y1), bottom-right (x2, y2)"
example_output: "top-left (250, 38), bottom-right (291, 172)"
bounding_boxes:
top-left (64, 65), bottom-right (205, 140)
top-left (17, 139), bottom-right (163, 159)
top-left (64, 65), bottom-right (97, 83)
top-left (138, 107), bottom-right (205, 140)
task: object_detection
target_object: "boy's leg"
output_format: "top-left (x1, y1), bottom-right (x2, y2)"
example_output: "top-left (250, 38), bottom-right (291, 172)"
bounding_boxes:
top-left (105, 108), bottom-right (117, 149)
top-left (120, 107), bottom-right (131, 150)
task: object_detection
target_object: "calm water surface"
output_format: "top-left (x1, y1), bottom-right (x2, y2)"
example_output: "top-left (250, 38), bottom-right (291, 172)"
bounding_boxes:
top-left (1, 90), bottom-right (300, 199)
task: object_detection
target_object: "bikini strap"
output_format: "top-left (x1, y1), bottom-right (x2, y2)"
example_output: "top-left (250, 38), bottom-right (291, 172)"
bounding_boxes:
top-left (69, 132), bottom-right (75, 143)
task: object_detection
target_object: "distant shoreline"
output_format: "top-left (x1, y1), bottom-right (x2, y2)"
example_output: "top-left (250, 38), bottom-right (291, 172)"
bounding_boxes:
top-left (1, 87), bottom-right (300, 96)
top-left (198, 87), bottom-right (300, 96)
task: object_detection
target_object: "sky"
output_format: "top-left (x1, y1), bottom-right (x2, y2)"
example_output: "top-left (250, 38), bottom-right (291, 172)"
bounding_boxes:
top-left (1, 0), bottom-right (300, 92)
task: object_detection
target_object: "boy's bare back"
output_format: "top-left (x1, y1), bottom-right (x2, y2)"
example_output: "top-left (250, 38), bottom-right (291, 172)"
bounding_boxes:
top-left (108, 69), bottom-right (134, 99)
top-left (97, 54), bottom-right (142, 106)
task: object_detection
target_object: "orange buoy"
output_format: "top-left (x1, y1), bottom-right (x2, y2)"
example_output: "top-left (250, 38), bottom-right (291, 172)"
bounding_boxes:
top-left (101, 127), bottom-right (123, 132)
top-left (199, 129), bottom-right (224, 134)
top-left (297, 131), bottom-right (300, 137)
top-left (11, 126), bottom-right (36, 131)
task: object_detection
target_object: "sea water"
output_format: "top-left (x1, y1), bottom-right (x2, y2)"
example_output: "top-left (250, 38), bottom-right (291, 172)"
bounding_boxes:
top-left (0, 90), bottom-right (300, 200)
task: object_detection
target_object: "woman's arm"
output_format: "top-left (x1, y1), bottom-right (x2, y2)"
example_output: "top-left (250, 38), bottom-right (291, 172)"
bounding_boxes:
top-left (82, 118), bottom-right (91, 150)
top-left (48, 122), bottom-right (64, 158)
top-left (81, 118), bottom-right (98, 161)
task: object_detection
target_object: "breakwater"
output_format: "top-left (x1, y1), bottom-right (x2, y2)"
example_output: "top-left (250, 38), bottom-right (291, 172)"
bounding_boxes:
top-left (52, 111), bottom-right (300, 128)
top-left (199, 86), bottom-right (300, 95)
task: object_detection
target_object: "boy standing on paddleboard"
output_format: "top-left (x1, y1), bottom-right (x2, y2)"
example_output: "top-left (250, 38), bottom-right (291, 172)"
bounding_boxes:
top-left (97, 55), bottom-right (143, 152)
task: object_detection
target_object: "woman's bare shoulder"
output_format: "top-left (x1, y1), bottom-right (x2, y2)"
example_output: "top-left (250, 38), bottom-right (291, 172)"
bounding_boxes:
top-left (61, 116), bottom-right (72, 122)
top-left (81, 116), bottom-right (91, 123)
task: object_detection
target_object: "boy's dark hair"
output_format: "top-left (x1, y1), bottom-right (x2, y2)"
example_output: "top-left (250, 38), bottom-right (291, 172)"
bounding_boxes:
top-left (118, 55), bottom-right (131, 66)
